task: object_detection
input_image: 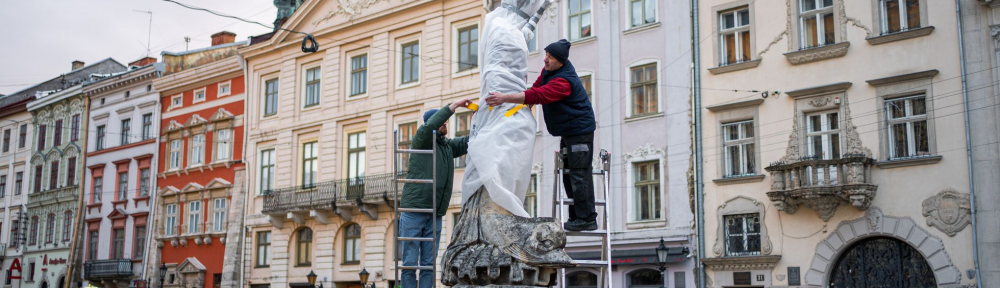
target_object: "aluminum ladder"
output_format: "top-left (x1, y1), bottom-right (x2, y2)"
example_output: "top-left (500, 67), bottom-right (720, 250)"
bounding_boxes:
top-left (393, 130), bottom-right (440, 288)
top-left (552, 149), bottom-right (612, 288)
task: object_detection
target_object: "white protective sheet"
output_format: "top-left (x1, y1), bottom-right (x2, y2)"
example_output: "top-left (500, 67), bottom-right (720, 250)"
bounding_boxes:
top-left (461, 1), bottom-right (540, 218)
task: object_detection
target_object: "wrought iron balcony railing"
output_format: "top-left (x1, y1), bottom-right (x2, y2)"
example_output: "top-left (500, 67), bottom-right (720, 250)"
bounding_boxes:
top-left (764, 154), bottom-right (877, 221)
top-left (262, 172), bottom-right (404, 215)
top-left (84, 258), bottom-right (133, 280)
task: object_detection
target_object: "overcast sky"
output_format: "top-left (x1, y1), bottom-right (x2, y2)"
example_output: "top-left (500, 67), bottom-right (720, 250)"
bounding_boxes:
top-left (0, 0), bottom-right (279, 95)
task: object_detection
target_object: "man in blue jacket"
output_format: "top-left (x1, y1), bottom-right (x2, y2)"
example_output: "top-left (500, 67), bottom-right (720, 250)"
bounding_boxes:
top-left (485, 39), bottom-right (598, 231)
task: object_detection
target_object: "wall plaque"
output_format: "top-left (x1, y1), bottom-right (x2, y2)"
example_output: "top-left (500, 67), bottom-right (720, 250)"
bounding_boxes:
top-left (733, 272), bottom-right (752, 285)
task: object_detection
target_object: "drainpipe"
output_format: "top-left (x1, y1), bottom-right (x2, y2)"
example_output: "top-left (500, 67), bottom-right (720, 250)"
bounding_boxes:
top-left (238, 52), bottom-right (251, 288)
top-left (690, 0), bottom-right (705, 286)
top-left (953, 1), bottom-right (982, 287)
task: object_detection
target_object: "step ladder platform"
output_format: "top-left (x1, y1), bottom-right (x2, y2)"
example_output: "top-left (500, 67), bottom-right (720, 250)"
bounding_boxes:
top-left (566, 230), bottom-right (608, 237)
top-left (572, 260), bottom-right (610, 267)
top-left (557, 199), bottom-right (607, 206)
top-left (558, 169), bottom-right (606, 175)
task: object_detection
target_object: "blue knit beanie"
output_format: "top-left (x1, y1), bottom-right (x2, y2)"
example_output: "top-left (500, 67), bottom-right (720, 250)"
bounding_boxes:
top-left (423, 109), bottom-right (439, 123)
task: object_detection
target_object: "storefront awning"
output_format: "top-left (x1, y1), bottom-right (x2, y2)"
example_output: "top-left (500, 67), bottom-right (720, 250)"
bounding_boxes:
top-left (568, 247), bottom-right (689, 265)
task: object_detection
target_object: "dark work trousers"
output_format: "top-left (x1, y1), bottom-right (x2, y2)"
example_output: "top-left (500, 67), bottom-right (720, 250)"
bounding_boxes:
top-left (560, 132), bottom-right (597, 222)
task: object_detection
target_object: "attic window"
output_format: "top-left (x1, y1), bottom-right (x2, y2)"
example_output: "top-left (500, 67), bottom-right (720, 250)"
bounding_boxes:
top-left (125, 91), bottom-right (130, 98)
top-left (147, 85), bottom-right (152, 92)
top-left (100, 98), bottom-right (106, 105)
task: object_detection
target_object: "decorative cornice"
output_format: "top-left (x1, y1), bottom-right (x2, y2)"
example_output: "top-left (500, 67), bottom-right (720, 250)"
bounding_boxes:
top-left (707, 60), bottom-right (761, 75)
top-left (785, 82), bottom-right (852, 98)
top-left (865, 69), bottom-right (939, 86)
top-left (865, 26), bottom-right (935, 45)
top-left (701, 255), bottom-right (782, 271)
top-left (623, 143), bottom-right (666, 164)
top-left (152, 57), bottom-right (241, 95)
top-left (706, 99), bottom-right (764, 112)
top-left (783, 42), bottom-right (850, 65)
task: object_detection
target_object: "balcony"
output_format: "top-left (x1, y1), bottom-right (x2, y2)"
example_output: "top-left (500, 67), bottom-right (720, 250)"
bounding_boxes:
top-left (27, 185), bottom-right (79, 208)
top-left (262, 172), bottom-right (402, 227)
top-left (84, 259), bottom-right (134, 280)
top-left (765, 154), bottom-right (877, 221)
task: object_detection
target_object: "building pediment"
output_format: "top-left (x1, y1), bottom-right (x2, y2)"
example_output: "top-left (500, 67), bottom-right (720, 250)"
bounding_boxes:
top-left (159, 186), bottom-right (180, 197)
top-left (209, 108), bottom-right (234, 122)
top-left (164, 120), bottom-right (184, 133)
top-left (205, 178), bottom-right (232, 190)
top-left (184, 114), bottom-right (208, 127)
top-left (177, 257), bottom-right (206, 273)
top-left (107, 207), bottom-right (128, 220)
top-left (181, 183), bottom-right (204, 193)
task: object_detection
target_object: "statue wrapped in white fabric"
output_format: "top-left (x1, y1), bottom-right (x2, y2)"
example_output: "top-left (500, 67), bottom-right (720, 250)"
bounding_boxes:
top-left (442, 0), bottom-right (576, 287)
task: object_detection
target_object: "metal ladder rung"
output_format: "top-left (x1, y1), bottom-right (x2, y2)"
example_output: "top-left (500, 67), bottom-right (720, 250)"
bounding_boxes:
top-left (399, 208), bottom-right (435, 213)
top-left (397, 149), bottom-right (433, 154)
top-left (399, 179), bottom-right (433, 184)
top-left (399, 265), bottom-right (434, 270)
top-left (558, 169), bottom-right (606, 175)
top-left (398, 237), bottom-right (434, 242)
top-left (572, 260), bottom-right (610, 266)
top-left (558, 199), bottom-right (607, 206)
top-left (566, 230), bottom-right (609, 237)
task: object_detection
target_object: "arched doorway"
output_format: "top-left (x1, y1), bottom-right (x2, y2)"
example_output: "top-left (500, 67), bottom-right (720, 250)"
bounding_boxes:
top-left (566, 271), bottom-right (598, 288)
top-left (57, 277), bottom-right (64, 288)
top-left (40, 281), bottom-right (48, 288)
top-left (829, 237), bottom-right (936, 287)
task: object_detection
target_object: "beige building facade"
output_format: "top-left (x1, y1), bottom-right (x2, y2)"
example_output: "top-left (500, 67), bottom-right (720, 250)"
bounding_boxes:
top-left (238, 0), bottom-right (484, 287)
top-left (696, 0), bottom-right (977, 287)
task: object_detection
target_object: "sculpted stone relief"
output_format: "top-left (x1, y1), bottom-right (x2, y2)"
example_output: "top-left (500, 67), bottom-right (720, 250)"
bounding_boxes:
top-left (712, 196), bottom-right (772, 256)
top-left (922, 188), bottom-right (972, 237)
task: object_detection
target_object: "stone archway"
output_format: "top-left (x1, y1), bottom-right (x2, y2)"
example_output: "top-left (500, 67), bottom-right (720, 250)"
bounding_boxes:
top-left (804, 207), bottom-right (961, 286)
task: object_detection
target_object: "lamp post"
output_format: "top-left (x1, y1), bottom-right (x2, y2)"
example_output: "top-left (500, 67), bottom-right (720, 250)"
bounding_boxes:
top-left (159, 263), bottom-right (167, 288)
top-left (307, 270), bottom-right (318, 288)
top-left (655, 238), bottom-right (669, 288)
top-left (359, 268), bottom-right (376, 288)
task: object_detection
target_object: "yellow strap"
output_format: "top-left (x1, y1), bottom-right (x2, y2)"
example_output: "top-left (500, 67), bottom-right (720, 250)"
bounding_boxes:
top-left (504, 104), bottom-right (527, 117)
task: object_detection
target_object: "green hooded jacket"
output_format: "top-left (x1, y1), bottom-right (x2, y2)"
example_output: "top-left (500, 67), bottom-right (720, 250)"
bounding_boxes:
top-left (400, 105), bottom-right (469, 217)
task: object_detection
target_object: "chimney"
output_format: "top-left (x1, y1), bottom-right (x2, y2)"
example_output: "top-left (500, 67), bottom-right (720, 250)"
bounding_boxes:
top-left (210, 31), bottom-right (237, 46)
top-left (128, 57), bottom-right (158, 68)
top-left (71, 60), bottom-right (85, 71)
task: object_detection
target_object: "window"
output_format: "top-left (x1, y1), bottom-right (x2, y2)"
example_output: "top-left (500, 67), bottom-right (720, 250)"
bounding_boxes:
top-left (350, 54), bottom-right (368, 96)
top-left (807, 111), bottom-right (841, 160)
top-left (260, 149), bottom-right (275, 194)
top-left (454, 112), bottom-right (472, 168)
top-left (142, 113), bottom-right (153, 140)
top-left (397, 123), bottom-right (417, 171)
top-left (37, 124), bottom-right (46, 151)
top-left (528, 34), bottom-right (538, 53)
top-left (302, 142), bottom-right (318, 187)
top-left (526, 174), bottom-right (538, 217)
top-left (885, 95), bottom-right (929, 159)
top-left (343, 224), bottom-right (361, 263)
top-left (630, 0), bottom-right (656, 27)
top-left (18, 124), bottom-right (26, 148)
top-left (169, 140), bottom-right (182, 169)
top-left (213, 198), bottom-right (227, 232)
top-left (28, 263), bottom-right (34, 282)
top-left (304, 67), bottom-right (321, 107)
top-left (14, 172), bottom-right (22, 195)
top-left (630, 63), bottom-right (658, 116)
top-left (147, 84), bottom-right (152, 92)
top-left (96, 125), bottom-right (106, 150)
top-left (0, 175), bottom-right (6, 198)
top-left (112, 228), bottom-right (125, 258)
top-left (456, 26), bottom-right (479, 72)
top-left (120, 119), bottom-right (131, 145)
top-left (567, 0), bottom-right (592, 41)
top-left (219, 82), bottom-right (231, 96)
top-left (33, 165), bottom-right (41, 193)
top-left (719, 8), bottom-right (751, 65)
top-left (256, 231), bottom-right (271, 267)
top-left (879, 0), bottom-right (920, 34)
top-left (400, 42), bottom-right (420, 85)
top-left (9, 217), bottom-right (17, 248)
top-left (194, 88), bottom-right (206, 102)
top-left (3, 129), bottom-right (10, 152)
top-left (215, 129), bottom-right (232, 162)
top-left (134, 226), bottom-right (146, 259)
top-left (62, 211), bottom-right (71, 242)
top-left (724, 213), bottom-right (761, 256)
top-left (139, 168), bottom-right (150, 197)
top-left (296, 228), bottom-right (313, 266)
top-left (165, 204), bottom-right (178, 236)
top-left (190, 134), bottom-right (205, 166)
top-left (66, 157), bottom-right (76, 186)
top-left (49, 161), bottom-right (59, 190)
top-left (722, 120), bottom-right (755, 177)
top-left (347, 133), bottom-right (366, 182)
top-left (627, 269), bottom-right (663, 288)
top-left (71, 114), bottom-right (80, 141)
top-left (188, 201), bottom-right (201, 234)
top-left (264, 79), bottom-right (279, 116)
top-left (125, 91), bottom-right (130, 98)
top-left (798, 0), bottom-right (835, 49)
top-left (171, 95), bottom-right (183, 109)
top-left (44, 213), bottom-right (54, 243)
top-left (580, 74), bottom-right (594, 104)
top-left (633, 161), bottom-right (661, 221)
top-left (88, 231), bottom-right (98, 260)
top-left (92, 177), bottom-right (102, 203)
top-left (117, 172), bottom-right (128, 201)
top-left (54, 119), bottom-right (62, 146)
top-left (29, 216), bottom-right (37, 245)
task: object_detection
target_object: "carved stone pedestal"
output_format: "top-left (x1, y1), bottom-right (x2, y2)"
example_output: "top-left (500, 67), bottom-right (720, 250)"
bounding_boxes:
top-left (442, 188), bottom-right (576, 287)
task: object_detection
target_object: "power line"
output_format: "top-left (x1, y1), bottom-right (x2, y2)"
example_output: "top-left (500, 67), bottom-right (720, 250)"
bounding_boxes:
top-left (159, 0), bottom-right (318, 53)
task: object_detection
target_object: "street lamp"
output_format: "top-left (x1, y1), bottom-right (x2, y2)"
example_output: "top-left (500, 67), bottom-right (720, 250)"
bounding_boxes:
top-left (655, 238), bottom-right (669, 288)
top-left (307, 270), bottom-right (318, 288)
top-left (359, 268), bottom-right (376, 288)
top-left (159, 263), bottom-right (167, 288)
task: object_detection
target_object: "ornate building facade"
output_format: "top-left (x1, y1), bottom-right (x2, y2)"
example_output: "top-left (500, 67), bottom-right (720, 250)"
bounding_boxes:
top-left (696, 0), bottom-right (977, 286)
top-left (149, 33), bottom-right (248, 288)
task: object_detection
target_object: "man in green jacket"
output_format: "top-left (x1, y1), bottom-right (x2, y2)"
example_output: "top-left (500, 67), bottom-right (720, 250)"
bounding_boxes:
top-left (399, 98), bottom-right (473, 288)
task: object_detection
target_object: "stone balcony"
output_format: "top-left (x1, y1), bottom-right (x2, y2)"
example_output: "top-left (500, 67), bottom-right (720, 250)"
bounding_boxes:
top-left (84, 258), bottom-right (134, 280)
top-left (765, 154), bottom-right (878, 221)
top-left (261, 172), bottom-right (403, 228)
top-left (27, 185), bottom-right (79, 208)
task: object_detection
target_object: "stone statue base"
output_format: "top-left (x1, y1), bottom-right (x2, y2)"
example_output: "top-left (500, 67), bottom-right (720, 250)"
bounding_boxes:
top-left (443, 188), bottom-right (576, 287)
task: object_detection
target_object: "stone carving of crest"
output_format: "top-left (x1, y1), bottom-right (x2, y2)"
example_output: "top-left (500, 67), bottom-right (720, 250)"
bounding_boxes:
top-left (808, 97), bottom-right (831, 107)
top-left (866, 206), bottom-right (882, 230)
top-left (922, 188), bottom-right (971, 237)
top-left (333, 0), bottom-right (386, 18)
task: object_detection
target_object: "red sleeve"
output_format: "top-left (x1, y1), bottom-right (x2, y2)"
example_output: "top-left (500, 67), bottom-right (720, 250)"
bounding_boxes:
top-left (523, 78), bottom-right (572, 105)
top-left (530, 73), bottom-right (544, 89)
